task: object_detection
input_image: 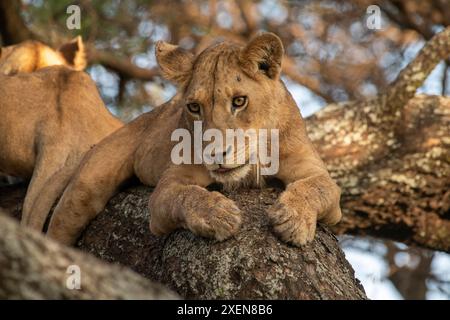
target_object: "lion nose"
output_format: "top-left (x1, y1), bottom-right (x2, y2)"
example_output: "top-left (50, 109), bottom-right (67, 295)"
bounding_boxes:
top-left (211, 144), bottom-right (233, 162)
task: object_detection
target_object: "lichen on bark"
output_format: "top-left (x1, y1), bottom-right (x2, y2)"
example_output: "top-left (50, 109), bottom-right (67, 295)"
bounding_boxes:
top-left (0, 211), bottom-right (179, 299)
top-left (78, 187), bottom-right (367, 299)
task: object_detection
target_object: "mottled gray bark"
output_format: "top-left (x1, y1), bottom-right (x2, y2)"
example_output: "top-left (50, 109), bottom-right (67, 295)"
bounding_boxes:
top-left (308, 94), bottom-right (450, 252)
top-left (0, 185), bottom-right (367, 299)
top-left (307, 26), bottom-right (450, 252)
top-left (77, 187), bottom-right (366, 300)
top-left (0, 210), bottom-right (178, 299)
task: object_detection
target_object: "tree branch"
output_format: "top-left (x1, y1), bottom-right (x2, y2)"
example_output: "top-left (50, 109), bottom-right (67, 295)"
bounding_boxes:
top-left (442, 61), bottom-right (449, 95)
top-left (0, 186), bottom-right (367, 299)
top-left (385, 26), bottom-right (450, 112)
top-left (380, 1), bottom-right (435, 40)
top-left (0, 210), bottom-right (178, 299)
top-left (307, 94), bottom-right (450, 252)
top-left (88, 47), bottom-right (159, 81)
top-left (0, 0), bottom-right (35, 45)
top-left (78, 187), bottom-right (368, 299)
top-left (282, 56), bottom-right (333, 102)
top-left (301, 26), bottom-right (450, 254)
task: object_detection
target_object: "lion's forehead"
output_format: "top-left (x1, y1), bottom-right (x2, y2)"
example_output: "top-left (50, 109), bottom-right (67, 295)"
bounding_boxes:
top-left (188, 48), bottom-right (243, 100)
top-left (191, 44), bottom-right (241, 79)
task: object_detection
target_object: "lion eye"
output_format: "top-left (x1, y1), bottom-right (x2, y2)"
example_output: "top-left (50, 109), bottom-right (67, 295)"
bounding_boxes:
top-left (187, 102), bottom-right (201, 114)
top-left (232, 96), bottom-right (247, 108)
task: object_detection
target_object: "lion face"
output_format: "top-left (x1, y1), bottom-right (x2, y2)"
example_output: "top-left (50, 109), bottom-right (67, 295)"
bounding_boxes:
top-left (156, 33), bottom-right (286, 184)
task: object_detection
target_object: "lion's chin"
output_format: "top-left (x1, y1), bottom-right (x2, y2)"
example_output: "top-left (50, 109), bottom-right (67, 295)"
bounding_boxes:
top-left (208, 164), bottom-right (252, 187)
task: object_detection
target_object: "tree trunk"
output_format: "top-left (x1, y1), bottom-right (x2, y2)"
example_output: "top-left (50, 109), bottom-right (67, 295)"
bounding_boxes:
top-left (0, 1), bottom-right (35, 45)
top-left (0, 210), bottom-right (178, 299)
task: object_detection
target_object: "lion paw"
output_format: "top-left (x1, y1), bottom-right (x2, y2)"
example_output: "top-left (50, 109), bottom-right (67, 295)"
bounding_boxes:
top-left (184, 189), bottom-right (242, 241)
top-left (268, 199), bottom-right (317, 246)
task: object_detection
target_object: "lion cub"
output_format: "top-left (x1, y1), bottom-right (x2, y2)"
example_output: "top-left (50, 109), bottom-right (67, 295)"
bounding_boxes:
top-left (47, 33), bottom-right (342, 247)
top-left (0, 37), bottom-right (123, 232)
top-left (0, 36), bottom-right (86, 75)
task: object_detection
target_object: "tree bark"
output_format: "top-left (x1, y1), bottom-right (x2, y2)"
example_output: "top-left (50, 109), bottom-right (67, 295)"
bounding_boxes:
top-left (307, 27), bottom-right (450, 252)
top-left (317, 94), bottom-right (450, 252)
top-left (0, 210), bottom-right (178, 299)
top-left (77, 186), bottom-right (367, 299)
top-left (1, 186), bottom-right (367, 299)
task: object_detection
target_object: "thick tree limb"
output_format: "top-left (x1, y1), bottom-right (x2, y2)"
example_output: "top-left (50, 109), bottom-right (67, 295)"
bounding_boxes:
top-left (78, 187), bottom-right (367, 299)
top-left (307, 26), bottom-right (450, 252)
top-left (0, 186), bottom-right (367, 299)
top-left (0, 210), bottom-right (178, 299)
top-left (310, 95), bottom-right (450, 252)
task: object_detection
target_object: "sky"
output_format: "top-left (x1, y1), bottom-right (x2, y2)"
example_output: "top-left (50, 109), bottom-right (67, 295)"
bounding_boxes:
top-left (341, 236), bottom-right (450, 300)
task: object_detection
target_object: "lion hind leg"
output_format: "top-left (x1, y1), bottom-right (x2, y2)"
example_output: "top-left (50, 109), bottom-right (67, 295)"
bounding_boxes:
top-left (47, 128), bottom-right (138, 245)
top-left (24, 160), bottom-right (79, 232)
top-left (21, 147), bottom-right (71, 230)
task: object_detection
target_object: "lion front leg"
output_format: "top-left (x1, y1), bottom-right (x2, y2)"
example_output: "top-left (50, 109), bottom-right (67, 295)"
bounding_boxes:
top-left (269, 155), bottom-right (342, 246)
top-left (149, 164), bottom-right (242, 241)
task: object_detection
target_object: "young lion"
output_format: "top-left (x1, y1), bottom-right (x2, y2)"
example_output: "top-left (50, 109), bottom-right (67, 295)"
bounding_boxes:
top-left (0, 36), bottom-right (86, 75)
top-left (47, 33), bottom-right (341, 246)
top-left (0, 37), bottom-right (87, 186)
top-left (0, 38), bottom-right (123, 231)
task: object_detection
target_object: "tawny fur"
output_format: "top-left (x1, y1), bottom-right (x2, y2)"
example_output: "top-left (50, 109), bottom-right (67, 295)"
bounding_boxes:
top-left (47, 33), bottom-right (341, 246)
top-left (0, 38), bottom-right (122, 231)
top-left (0, 36), bottom-right (86, 75)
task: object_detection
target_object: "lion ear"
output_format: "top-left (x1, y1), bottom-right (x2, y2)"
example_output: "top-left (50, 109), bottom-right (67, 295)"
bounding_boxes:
top-left (155, 41), bottom-right (194, 86)
top-left (239, 32), bottom-right (284, 79)
top-left (58, 36), bottom-right (87, 71)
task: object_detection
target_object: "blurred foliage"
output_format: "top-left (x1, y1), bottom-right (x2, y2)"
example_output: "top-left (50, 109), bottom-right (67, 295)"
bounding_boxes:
top-left (15, 0), bottom-right (449, 120)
